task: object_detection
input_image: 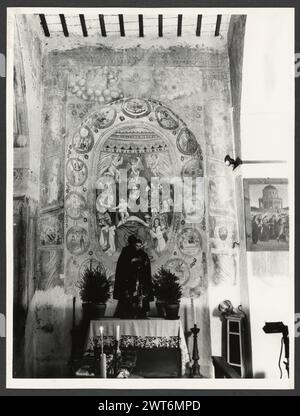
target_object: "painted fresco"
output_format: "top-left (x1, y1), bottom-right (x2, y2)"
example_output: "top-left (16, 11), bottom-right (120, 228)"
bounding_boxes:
top-left (36, 63), bottom-right (239, 296)
top-left (40, 211), bottom-right (64, 246)
top-left (64, 96), bottom-right (207, 297)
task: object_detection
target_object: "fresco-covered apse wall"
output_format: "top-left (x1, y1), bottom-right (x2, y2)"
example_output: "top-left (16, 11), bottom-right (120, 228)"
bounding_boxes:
top-left (21, 39), bottom-right (240, 377)
top-left (64, 98), bottom-right (205, 299)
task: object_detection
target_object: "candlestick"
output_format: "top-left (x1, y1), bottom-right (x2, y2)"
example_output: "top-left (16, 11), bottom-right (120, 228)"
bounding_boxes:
top-left (190, 324), bottom-right (201, 378)
top-left (99, 326), bottom-right (104, 355)
top-left (99, 353), bottom-right (107, 378)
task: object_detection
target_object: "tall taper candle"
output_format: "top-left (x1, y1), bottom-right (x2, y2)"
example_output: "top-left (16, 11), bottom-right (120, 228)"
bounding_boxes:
top-left (72, 297), bottom-right (76, 329)
top-left (99, 326), bottom-right (104, 354)
top-left (116, 324), bottom-right (120, 341)
top-left (99, 353), bottom-right (107, 378)
top-left (191, 296), bottom-right (196, 326)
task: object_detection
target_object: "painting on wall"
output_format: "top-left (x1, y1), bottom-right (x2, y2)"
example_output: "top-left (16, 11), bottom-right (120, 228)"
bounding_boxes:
top-left (208, 177), bottom-right (235, 215)
top-left (94, 145), bottom-right (175, 262)
top-left (66, 158), bottom-right (88, 187)
top-left (208, 212), bottom-right (238, 249)
top-left (65, 191), bottom-right (87, 220)
top-left (66, 226), bottom-right (90, 255)
top-left (41, 155), bottom-right (64, 209)
top-left (176, 128), bottom-right (198, 155)
top-left (38, 249), bottom-right (64, 290)
top-left (40, 211), bottom-right (64, 246)
top-left (62, 86), bottom-right (213, 300)
top-left (177, 227), bottom-right (202, 256)
top-left (244, 179), bottom-right (289, 251)
top-left (64, 97), bottom-right (207, 297)
top-left (210, 252), bottom-right (237, 286)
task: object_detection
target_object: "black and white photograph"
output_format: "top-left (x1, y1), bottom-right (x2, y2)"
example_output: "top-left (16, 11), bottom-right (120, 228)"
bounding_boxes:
top-left (244, 179), bottom-right (289, 251)
top-left (6, 7), bottom-right (294, 389)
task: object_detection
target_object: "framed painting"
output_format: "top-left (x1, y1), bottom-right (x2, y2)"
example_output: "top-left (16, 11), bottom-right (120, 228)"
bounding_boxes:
top-left (244, 178), bottom-right (289, 251)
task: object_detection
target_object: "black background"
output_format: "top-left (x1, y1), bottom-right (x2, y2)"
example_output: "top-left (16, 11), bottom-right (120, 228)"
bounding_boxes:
top-left (0, 0), bottom-right (299, 398)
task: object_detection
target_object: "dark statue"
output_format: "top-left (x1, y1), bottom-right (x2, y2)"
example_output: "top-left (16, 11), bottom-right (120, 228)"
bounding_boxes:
top-left (113, 235), bottom-right (153, 318)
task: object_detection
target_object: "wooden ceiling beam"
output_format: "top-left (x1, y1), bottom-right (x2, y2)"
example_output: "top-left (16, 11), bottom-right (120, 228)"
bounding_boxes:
top-left (59, 14), bottom-right (69, 37)
top-left (196, 14), bottom-right (202, 37)
top-left (215, 14), bottom-right (222, 36)
top-left (39, 14), bottom-right (50, 37)
top-left (158, 14), bottom-right (163, 37)
top-left (138, 14), bottom-right (144, 37)
top-left (177, 14), bottom-right (182, 37)
top-left (99, 14), bottom-right (107, 37)
top-left (79, 14), bottom-right (88, 37)
top-left (118, 14), bottom-right (125, 37)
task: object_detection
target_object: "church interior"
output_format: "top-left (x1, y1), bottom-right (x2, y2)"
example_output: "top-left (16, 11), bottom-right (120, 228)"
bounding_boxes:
top-left (11, 9), bottom-right (293, 382)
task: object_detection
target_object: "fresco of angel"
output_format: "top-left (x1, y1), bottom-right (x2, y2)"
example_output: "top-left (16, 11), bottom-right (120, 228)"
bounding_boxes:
top-left (97, 153), bottom-right (124, 181)
top-left (145, 152), bottom-right (172, 178)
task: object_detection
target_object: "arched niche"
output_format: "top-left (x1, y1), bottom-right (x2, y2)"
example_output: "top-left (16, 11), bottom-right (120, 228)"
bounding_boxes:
top-left (64, 98), bottom-right (205, 297)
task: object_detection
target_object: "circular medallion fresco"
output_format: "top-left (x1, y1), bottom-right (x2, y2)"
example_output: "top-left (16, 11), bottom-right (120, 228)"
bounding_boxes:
top-left (65, 191), bottom-right (87, 220)
top-left (183, 182), bottom-right (204, 224)
top-left (72, 125), bottom-right (94, 154)
top-left (78, 258), bottom-right (106, 279)
top-left (122, 98), bottom-right (151, 118)
top-left (66, 226), bottom-right (89, 255)
top-left (181, 158), bottom-right (203, 179)
top-left (164, 257), bottom-right (191, 287)
top-left (91, 107), bottom-right (117, 130)
top-left (177, 128), bottom-right (198, 155)
top-left (155, 106), bottom-right (179, 130)
top-left (177, 227), bottom-right (202, 256)
top-left (66, 158), bottom-right (88, 187)
top-left (96, 184), bottom-right (116, 214)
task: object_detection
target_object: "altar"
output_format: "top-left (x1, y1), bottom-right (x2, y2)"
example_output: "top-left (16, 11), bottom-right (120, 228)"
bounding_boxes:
top-left (84, 318), bottom-right (190, 377)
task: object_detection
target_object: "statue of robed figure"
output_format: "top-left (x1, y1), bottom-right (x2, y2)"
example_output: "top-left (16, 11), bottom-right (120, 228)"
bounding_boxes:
top-left (113, 235), bottom-right (153, 318)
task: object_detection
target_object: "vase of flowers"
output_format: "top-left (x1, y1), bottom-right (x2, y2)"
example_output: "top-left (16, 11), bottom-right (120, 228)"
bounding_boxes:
top-left (76, 265), bottom-right (110, 321)
top-left (153, 267), bottom-right (182, 320)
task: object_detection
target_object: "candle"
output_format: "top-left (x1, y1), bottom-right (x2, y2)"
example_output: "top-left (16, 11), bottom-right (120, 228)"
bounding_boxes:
top-left (72, 297), bottom-right (76, 329)
top-left (191, 296), bottom-right (196, 326)
top-left (99, 353), bottom-right (107, 378)
top-left (99, 326), bottom-right (104, 338)
top-left (99, 326), bottom-right (104, 354)
top-left (115, 324), bottom-right (120, 341)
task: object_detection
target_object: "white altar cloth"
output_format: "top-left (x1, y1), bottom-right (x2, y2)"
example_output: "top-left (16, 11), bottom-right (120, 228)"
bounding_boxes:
top-left (85, 318), bottom-right (190, 376)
